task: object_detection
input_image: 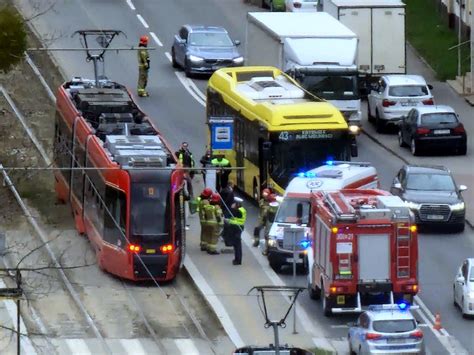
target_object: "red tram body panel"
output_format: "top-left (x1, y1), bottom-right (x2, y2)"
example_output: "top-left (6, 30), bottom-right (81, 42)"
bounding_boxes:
top-left (53, 78), bottom-right (185, 281)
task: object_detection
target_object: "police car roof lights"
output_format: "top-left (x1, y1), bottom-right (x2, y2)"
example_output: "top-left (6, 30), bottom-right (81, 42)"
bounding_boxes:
top-left (367, 302), bottom-right (418, 312)
top-left (326, 160), bottom-right (334, 166)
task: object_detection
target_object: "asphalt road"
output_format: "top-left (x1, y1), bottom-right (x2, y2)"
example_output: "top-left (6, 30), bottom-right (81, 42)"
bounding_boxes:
top-left (14, 0), bottom-right (474, 353)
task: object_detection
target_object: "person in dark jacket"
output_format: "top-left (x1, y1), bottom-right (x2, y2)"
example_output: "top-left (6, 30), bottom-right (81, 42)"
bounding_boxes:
top-left (226, 197), bottom-right (247, 265)
top-left (220, 181), bottom-right (235, 247)
top-left (200, 148), bottom-right (212, 184)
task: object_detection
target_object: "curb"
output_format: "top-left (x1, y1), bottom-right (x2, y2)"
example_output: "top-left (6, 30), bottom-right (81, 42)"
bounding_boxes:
top-left (361, 129), bottom-right (474, 230)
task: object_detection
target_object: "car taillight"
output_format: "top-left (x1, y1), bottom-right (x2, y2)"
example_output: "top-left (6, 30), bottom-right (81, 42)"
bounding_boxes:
top-left (129, 244), bottom-right (141, 253)
top-left (422, 98), bottom-right (434, 105)
top-left (416, 128), bottom-right (430, 135)
top-left (160, 244), bottom-right (174, 254)
top-left (294, 2), bottom-right (302, 8)
top-left (366, 332), bottom-right (382, 340)
top-left (382, 99), bottom-right (396, 107)
top-left (453, 124), bottom-right (465, 134)
top-left (410, 330), bottom-right (424, 339)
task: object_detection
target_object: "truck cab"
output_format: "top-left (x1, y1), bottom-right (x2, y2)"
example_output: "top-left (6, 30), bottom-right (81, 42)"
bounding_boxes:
top-left (266, 161), bottom-right (378, 273)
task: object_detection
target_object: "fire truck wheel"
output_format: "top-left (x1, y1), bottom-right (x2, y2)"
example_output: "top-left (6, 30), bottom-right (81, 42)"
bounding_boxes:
top-left (321, 285), bottom-right (332, 317)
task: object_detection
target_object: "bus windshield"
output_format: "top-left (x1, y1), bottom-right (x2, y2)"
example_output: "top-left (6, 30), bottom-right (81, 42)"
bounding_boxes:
top-left (269, 135), bottom-right (349, 188)
top-left (300, 73), bottom-right (359, 101)
top-left (131, 183), bottom-right (170, 236)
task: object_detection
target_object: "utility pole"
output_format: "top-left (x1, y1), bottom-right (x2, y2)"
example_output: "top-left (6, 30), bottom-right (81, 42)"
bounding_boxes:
top-left (457, 0), bottom-right (464, 78)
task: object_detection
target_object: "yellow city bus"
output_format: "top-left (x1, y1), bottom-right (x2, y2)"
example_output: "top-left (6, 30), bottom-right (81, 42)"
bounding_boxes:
top-left (206, 66), bottom-right (357, 199)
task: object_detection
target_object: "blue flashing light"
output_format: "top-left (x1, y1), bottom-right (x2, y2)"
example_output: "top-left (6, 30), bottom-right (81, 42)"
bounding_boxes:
top-left (300, 239), bottom-right (311, 249)
top-left (326, 160), bottom-right (334, 166)
top-left (398, 301), bottom-right (409, 311)
top-left (306, 172), bottom-right (316, 178)
top-left (297, 172), bottom-right (305, 178)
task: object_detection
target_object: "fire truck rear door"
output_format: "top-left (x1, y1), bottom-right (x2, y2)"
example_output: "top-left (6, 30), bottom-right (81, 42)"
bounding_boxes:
top-left (358, 234), bottom-right (390, 281)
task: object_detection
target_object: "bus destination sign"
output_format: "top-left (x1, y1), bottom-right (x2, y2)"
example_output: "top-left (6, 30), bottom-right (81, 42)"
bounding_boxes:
top-left (278, 130), bottom-right (334, 141)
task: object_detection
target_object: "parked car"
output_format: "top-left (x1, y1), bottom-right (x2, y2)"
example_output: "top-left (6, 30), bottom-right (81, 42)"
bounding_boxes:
top-left (453, 258), bottom-right (474, 318)
top-left (171, 25), bottom-right (243, 77)
top-left (398, 105), bottom-right (467, 156)
top-left (368, 75), bottom-right (434, 132)
top-left (285, 0), bottom-right (319, 12)
top-left (262, 0), bottom-right (286, 11)
top-left (348, 304), bottom-right (425, 354)
top-left (390, 165), bottom-right (467, 232)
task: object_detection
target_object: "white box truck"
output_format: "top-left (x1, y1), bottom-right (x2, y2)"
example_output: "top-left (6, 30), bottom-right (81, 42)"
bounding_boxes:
top-left (246, 12), bottom-right (362, 129)
top-left (323, 0), bottom-right (406, 91)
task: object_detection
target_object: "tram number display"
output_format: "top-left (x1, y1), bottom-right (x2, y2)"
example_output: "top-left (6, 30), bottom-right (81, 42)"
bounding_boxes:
top-left (278, 130), bottom-right (334, 141)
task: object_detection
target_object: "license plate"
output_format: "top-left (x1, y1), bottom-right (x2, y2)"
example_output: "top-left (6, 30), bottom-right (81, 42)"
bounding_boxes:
top-left (433, 129), bottom-right (450, 134)
top-left (146, 249), bottom-right (156, 254)
top-left (286, 257), bottom-right (303, 263)
top-left (426, 214), bottom-right (444, 220)
top-left (387, 338), bottom-right (407, 344)
top-left (337, 295), bottom-right (345, 304)
top-left (401, 101), bottom-right (416, 106)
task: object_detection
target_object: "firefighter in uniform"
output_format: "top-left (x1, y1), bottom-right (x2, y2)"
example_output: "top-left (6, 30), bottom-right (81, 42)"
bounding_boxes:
top-left (137, 35), bottom-right (150, 97)
top-left (198, 187), bottom-right (213, 251)
top-left (227, 197), bottom-right (247, 265)
top-left (205, 193), bottom-right (224, 255)
top-left (262, 194), bottom-right (280, 256)
top-left (253, 188), bottom-right (272, 247)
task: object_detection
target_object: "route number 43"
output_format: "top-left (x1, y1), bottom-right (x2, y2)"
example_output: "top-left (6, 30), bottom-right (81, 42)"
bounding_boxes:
top-left (279, 131), bottom-right (289, 141)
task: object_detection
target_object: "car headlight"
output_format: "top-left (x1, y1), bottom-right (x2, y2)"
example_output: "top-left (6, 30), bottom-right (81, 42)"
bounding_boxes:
top-left (405, 201), bottom-right (421, 210)
top-left (349, 111), bottom-right (362, 122)
top-left (450, 202), bottom-right (465, 211)
top-left (268, 239), bottom-right (276, 247)
top-left (188, 55), bottom-right (204, 63)
top-left (233, 56), bottom-right (244, 64)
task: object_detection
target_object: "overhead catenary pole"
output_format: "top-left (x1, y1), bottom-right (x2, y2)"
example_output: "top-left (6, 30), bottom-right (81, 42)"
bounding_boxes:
top-left (471, 2), bottom-right (473, 93)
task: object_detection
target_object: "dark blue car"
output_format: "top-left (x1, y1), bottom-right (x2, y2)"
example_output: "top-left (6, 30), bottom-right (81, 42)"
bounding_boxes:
top-left (171, 25), bottom-right (243, 77)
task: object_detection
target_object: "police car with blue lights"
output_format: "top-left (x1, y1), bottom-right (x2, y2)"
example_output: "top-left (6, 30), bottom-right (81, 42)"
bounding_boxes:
top-left (348, 303), bottom-right (425, 354)
top-left (266, 161), bottom-right (378, 273)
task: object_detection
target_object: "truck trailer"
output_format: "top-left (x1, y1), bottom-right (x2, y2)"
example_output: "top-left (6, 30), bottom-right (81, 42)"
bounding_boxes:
top-left (307, 189), bottom-right (418, 316)
top-left (246, 12), bottom-right (362, 129)
top-left (323, 0), bottom-right (406, 91)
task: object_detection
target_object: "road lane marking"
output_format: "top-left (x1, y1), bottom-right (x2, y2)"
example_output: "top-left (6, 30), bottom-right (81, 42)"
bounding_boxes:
top-left (165, 52), bottom-right (172, 62)
top-left (149, 32), bottom-right (163, 47)
top-left (175, 72), bottom-right (206, 107)
top-left (186, 76), bottom-right (207, 100)
top-left (136, 14), bottom-right (149, 29)
top-left (66, 339), bottom-right (92, 355)
top-left (126, 0), bottom-right (135, 10)
top-left (119, 339), bottom-right (147, 355)
top-left (175, 339), bottom-right (199, 355)
top-left (184, 256), bottom-right (245, 348)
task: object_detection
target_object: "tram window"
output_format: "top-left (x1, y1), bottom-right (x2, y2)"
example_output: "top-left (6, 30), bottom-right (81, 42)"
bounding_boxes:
top-left (174, 190), bottom-right (184, 248)
top-left (104, 186), bottom-right (127, 246)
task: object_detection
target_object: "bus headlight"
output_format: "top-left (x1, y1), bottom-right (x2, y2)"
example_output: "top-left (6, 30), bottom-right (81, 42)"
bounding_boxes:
top-left (188, 55), bottom-right (204, 63)
top-left (349, 125), bottom-right (360, 134)
top-left (450, 202), bottom-right (465, 211)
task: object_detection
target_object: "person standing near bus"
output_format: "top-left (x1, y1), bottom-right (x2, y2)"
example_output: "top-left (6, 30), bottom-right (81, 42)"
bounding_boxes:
top-left (137, 35), bottom-right (150, 97)
top-left (200, 148), bottom-right (212, 185)
top-left (253, 188), bottom-right (271, 247)
top-left (227, 197), bottom-right (246, 265)
top-left (198, 187), bottom-right (213, 251)
top-left (176, 142), bottom-right (195, 199)
top-left (205, 193), bottom-right (224, 255)
top-left (211, 155), bottom-right (231, 192)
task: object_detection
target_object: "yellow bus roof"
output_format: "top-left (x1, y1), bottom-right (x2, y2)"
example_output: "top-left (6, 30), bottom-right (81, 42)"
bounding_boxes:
top-left (208, 66), bottom-right (348, 131)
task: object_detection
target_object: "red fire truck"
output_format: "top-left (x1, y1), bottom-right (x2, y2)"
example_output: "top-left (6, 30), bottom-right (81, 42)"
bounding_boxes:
top-left (307, 189), bottom-right (418, 316)
top-left (53, 77), bottom-right (185, 281)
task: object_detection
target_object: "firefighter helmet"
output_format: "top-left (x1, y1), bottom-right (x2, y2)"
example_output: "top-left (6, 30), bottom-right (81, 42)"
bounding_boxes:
top-left (201, 187), bottom-right (212, 198)
top-left (268, 193), bottom-right (277, 203)
top-left (210, 193), bottom-right (221, 204)
top-left (139, 35), bottom-right (149, 45)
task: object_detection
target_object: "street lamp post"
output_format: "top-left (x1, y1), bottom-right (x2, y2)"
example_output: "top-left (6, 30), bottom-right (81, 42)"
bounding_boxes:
top-left (458, 0), bottom-right (463, 78)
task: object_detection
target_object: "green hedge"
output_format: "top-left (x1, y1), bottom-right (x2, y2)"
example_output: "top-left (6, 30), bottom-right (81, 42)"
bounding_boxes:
top-left (0, 6), bottom-right (27, 73)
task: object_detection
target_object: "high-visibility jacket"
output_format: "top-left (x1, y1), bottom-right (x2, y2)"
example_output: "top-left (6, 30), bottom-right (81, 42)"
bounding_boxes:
top-left (211, 158), bottom-right (230, 167)
top-left (138, 47), bottom-right (150, 69)
top-left (177, 150), bottom-right (195, 168)
top-left (229, 207), bottom-right (247, 226)
top-left (203, 204), bottom-right (223, 225)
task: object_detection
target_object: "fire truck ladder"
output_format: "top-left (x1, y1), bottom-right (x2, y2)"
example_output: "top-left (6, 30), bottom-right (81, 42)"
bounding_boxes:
top-left (325, 192), bottom-right (358, 222)
top-left (395, 224), bottom-right (411, 279)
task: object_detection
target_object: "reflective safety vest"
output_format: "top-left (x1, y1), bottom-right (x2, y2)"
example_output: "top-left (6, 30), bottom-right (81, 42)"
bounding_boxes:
top-left (230, 207), bottom-right (247, 226)
top-left (211, 158), bottom-right (230, 167)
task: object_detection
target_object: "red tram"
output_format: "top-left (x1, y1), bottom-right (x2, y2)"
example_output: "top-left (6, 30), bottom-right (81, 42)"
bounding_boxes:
top-left (53, 78), bottom-right (185, 281)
